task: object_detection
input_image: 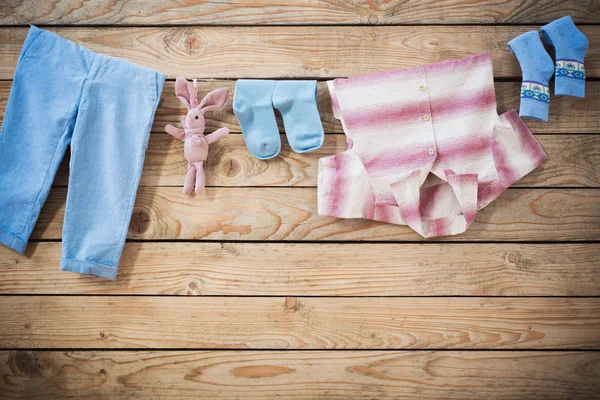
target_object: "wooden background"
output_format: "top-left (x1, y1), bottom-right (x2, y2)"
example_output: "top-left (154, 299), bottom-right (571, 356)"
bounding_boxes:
top-left (0, 1), bottom-right (599, 398)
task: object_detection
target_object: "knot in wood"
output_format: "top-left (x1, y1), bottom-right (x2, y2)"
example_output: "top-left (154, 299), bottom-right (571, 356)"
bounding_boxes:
top-left (129, 209), bottom-right (151, 235)
top-left (285, 297), bottom-right (298, 310)
top-left (184, 35), bottom-right (200, 53)
top-left (9, 351), bottom-right (44, 378)
top-left (220, 158), bottom-right (241, 178)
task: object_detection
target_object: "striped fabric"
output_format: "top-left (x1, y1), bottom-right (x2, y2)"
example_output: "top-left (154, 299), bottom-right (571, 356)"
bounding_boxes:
top-left (318, 53), bottom-right (547, 238)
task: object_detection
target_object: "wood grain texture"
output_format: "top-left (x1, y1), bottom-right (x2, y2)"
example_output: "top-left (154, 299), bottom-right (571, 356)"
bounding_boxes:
top-left (1, 26), bottom-right (599, 80)
top-left (47, 134), bottom-right (600, 188)
top-left (1, 350), bottom-right (599, 400)
top-left (1, 0), bottom-right (599, 25)
top-left (1, 242), bottom-right (599, 296)
top-left (1, 296), bottom-right (599, 349)
top-left (0, 1), bottom-right (599, 397)
top-left (32, 187), bottom-right (600, 241)
top-left (2, 81), bottom-right (600, 135)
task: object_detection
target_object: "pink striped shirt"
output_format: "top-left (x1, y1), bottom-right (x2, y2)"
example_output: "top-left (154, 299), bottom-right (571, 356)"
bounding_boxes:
top-left (318, 53), bottom-right (547, 238)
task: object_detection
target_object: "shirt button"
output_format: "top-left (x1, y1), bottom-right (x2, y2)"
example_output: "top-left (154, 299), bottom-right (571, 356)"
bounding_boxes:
top-left (419, 84), bottom-right (426, 92)
top-left (422, 114), bottom-right (430, 121)
top-left (428, 149), bottom-right (435, 156)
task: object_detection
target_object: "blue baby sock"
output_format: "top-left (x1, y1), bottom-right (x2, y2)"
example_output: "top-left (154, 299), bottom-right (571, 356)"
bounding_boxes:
top-left (233, 80), bottom-right (281, 160)
top-left (272, 80), bottom-right (324, 153)
top-left (541, 15), bottom-right (588, 98)
top-left (508, 30), bottom-right (554, 121)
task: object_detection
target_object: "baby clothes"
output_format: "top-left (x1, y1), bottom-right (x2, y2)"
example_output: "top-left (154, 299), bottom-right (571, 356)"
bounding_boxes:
top-left (272, 81), bottom-right (324, 153)
top-left (508, 31), bottom-right (554, 121)
top-left (541, 15), bottom-right (588, 98)
top-left (0, 26), bottom-right (165, 279)
top-left (233, 80), bottom-right (281, 159)
top-left (234, 80), bottom-right (324, 159)
top-left (319, 53), bottom-right (546, 238)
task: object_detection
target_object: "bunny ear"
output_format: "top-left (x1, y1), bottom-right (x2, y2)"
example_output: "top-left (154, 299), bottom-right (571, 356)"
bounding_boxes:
top-left (198, 88), bottom-right (229, 113)
top-left (175, 76), bottom-right (193, 110)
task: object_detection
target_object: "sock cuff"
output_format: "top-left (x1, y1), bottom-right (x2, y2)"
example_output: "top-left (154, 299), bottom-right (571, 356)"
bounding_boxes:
top-left (555, 59), bottom-right (586, 97)
top-left (233, 79), bottom-right (277, 108)
top-left (519, 81), bottom-right (550, 121)
top-left (272, 80), bottom-right (318, 104)
top-left (555, 73), bottom-right (586, 98)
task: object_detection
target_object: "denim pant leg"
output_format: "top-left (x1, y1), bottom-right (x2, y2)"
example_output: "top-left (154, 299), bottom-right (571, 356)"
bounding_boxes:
top-left (60, 55), bottom-right (165, 280)
top-left (0, 26), bottom-right (89, 253)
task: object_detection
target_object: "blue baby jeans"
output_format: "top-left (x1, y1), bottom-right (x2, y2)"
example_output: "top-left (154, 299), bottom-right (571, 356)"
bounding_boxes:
top-left (0, 26), bottom-right (166, 279)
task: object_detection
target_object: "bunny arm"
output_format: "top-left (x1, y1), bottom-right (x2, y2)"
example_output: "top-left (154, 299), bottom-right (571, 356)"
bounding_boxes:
top-left (205, 127), bottom-right (230, 145)
top-left (165, 124), bottom-right (186, 142)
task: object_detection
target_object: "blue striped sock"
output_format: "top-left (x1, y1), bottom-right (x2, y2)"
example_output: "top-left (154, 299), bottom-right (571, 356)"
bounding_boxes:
top-left (508, 31), bottom-right (554, 121)
top-left (541, 15), bottom-right (588, 98)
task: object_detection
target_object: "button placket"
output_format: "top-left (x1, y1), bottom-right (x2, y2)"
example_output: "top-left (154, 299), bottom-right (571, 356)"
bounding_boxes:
top-left (418, 75), bottom-right (436, 158)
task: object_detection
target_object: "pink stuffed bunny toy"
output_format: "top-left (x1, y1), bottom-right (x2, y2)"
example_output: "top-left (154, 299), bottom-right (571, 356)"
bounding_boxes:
top-left (165, 77), bottom-right (230, 195)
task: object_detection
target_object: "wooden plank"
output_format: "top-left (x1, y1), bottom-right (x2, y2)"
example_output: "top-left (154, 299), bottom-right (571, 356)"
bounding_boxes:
top-left (1, 242), bottom-right (598, 296)
top-left (1, 26), bottom-right (599, 80)
top-left (1, 351), bottom-right (599, 400)
top-left (47, 134), bottom-right (600, 188)
top-left (2, 81), bottom-right (599, 134)
top-left (32, 187), bottom-right (600, 241)
top-left (1, 0), bottom-right (598, 25)
top-left (0, 296), bottom-right (598, 349)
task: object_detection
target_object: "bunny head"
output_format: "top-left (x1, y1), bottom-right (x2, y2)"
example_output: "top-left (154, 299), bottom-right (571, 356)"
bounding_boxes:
top-left (175, 77), bottom-right (229, 132)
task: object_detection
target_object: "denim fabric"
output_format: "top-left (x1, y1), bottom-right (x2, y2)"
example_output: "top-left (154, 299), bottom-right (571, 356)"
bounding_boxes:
top-left (0, 26), bottom-right (166, 280)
